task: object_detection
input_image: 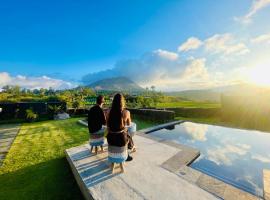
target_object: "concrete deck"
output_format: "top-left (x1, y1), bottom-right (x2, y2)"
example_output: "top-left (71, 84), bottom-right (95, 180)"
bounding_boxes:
top-left (66, 134), bottom-right (218, 200)
top-left (0, 124), bottom-right (20, 166)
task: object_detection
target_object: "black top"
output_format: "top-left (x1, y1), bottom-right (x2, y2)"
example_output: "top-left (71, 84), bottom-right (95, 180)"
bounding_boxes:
top-left (88, 105), bottom-right (106, 133)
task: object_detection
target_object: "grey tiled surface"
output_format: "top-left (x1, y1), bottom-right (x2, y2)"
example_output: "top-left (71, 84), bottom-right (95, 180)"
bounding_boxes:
top-left (0, 124), bottom-right (20, 166)
top-left (264, 170), bottom-right (270, 200)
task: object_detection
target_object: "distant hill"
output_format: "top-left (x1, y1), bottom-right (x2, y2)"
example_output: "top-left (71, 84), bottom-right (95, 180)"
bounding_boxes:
top-left (165, 83), bottom-right (270, 102)
top-left (165, 89), bottom-right (221, 102)
top-left (87, 77), bottom-right (144, 92)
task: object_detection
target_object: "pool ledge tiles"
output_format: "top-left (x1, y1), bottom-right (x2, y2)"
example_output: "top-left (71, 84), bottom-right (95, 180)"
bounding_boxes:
top-left (264, 170), bottom-right (270, 200)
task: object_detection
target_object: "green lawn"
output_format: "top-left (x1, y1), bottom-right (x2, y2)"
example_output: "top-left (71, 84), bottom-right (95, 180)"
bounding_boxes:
top-left (0, 117), bottom-right (156, 200)
top-left (156, 101), bottom-right (220, 108)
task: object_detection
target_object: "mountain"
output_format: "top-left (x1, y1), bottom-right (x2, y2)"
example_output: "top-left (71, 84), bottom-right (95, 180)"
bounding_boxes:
top-left (165, 89), bottom-right (221, 102)
top-left (87, 77), bottom-right (144, 92)
top-left (165, 83), bottom-right (270, 102)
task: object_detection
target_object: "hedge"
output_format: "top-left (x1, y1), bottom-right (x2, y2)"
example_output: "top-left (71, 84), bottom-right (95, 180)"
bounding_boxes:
top-left (166, 107), bottom-right (221, 118)
top-left (0, 102), bottom-right (66, 120)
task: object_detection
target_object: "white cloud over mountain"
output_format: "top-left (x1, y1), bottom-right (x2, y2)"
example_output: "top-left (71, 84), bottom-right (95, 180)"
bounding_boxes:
top-left (82, 49), bottom-right (213, 90)
top-left (0, 72), bottom-right (75, 90)
top-left (82, 32), bottom-right (258, 91)
top-left (154, 49), bottom-right (179, 60)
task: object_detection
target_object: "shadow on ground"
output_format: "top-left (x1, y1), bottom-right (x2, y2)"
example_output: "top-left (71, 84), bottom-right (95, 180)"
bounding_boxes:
top-left (0, 157), bottom-right (84, 200)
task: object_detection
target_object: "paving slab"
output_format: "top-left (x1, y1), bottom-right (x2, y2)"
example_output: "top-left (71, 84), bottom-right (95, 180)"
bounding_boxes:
top-left (264, 169), bottom-right (270, 200)
top-left (0, 146), bottom-right (10, 153)
top-left (66, 135), bottom-right (218, 200)
top-left (196, 173), bottom-right (227, 198)
top-left (0, 124), bottom-right (20, 166)
top-left (223, 184), bottom-right (260, 200)
top-left (178, 166), bottom-right (202, 183)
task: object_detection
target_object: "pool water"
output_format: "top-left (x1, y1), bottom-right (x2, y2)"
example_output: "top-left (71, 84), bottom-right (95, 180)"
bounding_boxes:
top-left (148, 122), bottom-right (270, 197)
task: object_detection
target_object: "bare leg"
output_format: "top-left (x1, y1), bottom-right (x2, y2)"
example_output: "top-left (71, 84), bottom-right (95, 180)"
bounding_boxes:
top-left (95, 146), bottom-right (98, 155)
top-left (90, 146), bottom-right (93, 153)
top-left (120, 162), bottom-right (125, 173)
top-left (100, 145), bottom-right (104, 152)
top-left (111, 163), bottom-right (115, 174)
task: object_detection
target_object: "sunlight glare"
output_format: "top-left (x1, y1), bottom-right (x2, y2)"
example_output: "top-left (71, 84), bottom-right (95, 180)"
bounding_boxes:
top-left (246, 60), bottom-right (270, 86)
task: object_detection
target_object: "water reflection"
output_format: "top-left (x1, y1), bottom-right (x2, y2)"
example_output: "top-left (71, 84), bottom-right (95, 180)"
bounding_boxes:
top-left (179, 122), bottom-right (208, 142)
top-left (149, 122), bottom-right (270, 197)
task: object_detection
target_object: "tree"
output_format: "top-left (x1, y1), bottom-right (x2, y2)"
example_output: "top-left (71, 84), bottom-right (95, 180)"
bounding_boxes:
top-left (72, 100), bottom-right (81, 110)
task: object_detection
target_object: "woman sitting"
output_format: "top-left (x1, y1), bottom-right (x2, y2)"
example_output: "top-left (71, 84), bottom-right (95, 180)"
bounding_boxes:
top-left (106, 93), bottom-right (134, 172)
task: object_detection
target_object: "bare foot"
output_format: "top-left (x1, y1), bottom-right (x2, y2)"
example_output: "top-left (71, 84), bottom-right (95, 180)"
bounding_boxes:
top-left (130, 147), bottom-right (136, 153)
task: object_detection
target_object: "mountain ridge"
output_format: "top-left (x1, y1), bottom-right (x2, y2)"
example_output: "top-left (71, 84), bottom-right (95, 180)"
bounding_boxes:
top-left (87, 77), bottom-right (144, 92)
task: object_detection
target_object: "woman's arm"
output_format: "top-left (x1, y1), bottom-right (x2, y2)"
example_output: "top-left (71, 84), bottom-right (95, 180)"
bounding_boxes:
top-left (105, 109), bottom-right (110, 127)
top-left (124, 110), bottom-right (131, 126)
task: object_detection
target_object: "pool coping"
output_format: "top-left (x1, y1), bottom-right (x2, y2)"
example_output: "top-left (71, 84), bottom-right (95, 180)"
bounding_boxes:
top-left (77, 119), bottom-right (263, 200)
top-left (264, 170), bottom-right (270, 200)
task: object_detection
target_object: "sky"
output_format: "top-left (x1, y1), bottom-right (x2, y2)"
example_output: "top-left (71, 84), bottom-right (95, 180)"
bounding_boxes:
top-left (1, 0), bottom-right (270, 91)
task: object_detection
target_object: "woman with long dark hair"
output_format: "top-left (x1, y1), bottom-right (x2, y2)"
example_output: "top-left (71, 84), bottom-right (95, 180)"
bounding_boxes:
top-left (106, 93), bottom-right (134, 172)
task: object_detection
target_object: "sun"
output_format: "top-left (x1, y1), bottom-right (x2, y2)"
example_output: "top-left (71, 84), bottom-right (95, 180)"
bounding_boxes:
top-left (246, 60), bottom-right (270, 86)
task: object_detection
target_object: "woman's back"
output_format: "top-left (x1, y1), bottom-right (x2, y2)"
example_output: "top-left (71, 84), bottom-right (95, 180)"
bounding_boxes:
top-left (107, 108), bottom-right (124, 132)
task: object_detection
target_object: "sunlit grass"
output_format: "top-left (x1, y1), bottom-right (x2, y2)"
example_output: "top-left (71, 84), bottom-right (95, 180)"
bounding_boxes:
top-left (0, 117), bottom-right (156, 200)
top-left (156, 101), bottom-right (220, 108)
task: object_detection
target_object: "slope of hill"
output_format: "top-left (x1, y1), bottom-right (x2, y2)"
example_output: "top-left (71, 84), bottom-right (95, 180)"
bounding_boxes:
top-left (165, 90), bottom-right (221, 102)
top-left (87, 77), bottom-right (144, 92)
top-left (165, 83), bottom-right (270, 102)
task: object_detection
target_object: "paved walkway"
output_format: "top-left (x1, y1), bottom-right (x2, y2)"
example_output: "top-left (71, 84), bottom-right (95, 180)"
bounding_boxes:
top-left (0, 124), bottom-right (20, 166)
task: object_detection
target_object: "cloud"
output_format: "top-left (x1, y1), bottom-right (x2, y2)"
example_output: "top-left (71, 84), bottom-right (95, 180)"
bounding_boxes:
top-left (82, 32), bottom-right (253, 91)
top-left (153, 49), bottom-right (179, 60)
top-left (204, 33), bottom-right (249, 55)
top-left (182, 122), bottom-right (208, 141)
top-left (251, 154), bottom-right (270, 163)
top-left (207, 143), bottom-right (250, 166)
top-left (235, 0), bottom-right (270, 24)
top-left (0, 72), bottom-right (75, 90)
top-left (251, 33), bottom-right (270, 44)
top-left (180, 58), bottom-right (209, 81)
top-left (82, 49), bottom-right (214, 91)
top-left (178, 37), bottom-right (203, 52)
top-left (178, 34), bottom-right (249, 56)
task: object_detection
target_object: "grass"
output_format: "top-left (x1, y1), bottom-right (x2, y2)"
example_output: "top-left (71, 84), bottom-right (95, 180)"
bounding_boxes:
top-left (156, 101), bottom-right (221, 108)
top-left (0, 117), bottom-right (156, 200)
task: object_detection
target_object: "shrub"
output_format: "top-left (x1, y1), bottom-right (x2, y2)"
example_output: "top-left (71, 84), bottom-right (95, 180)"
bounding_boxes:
top-left (25, 108), bottom-right (38, 122)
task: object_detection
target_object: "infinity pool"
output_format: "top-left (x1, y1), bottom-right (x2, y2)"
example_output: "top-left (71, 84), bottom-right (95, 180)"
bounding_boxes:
top-left (148, 122), bottom-right (270, 197)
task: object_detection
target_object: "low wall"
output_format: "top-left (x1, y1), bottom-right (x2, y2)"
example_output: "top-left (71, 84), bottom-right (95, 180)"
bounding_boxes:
top-left (128, 108), bottom-right (175, 122)
top-left (0, 102), bottom-right (66, 120)
top-left (67, 108), bottom-right (88, 117)
top-left (166, 107), bottom-right (221, 118)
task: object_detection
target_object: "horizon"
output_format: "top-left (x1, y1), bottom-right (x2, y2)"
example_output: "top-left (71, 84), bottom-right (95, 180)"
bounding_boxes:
top-left (1, 0), bottom-right (270, 91)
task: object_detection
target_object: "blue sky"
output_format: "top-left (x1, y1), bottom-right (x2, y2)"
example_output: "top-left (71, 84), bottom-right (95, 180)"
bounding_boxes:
top-left (1, 0), bottom-right (270, 90)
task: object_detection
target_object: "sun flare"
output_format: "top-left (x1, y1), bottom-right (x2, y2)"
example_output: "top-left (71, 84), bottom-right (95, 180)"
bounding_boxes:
top-left (246, 60), bottom-right (270, 86)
